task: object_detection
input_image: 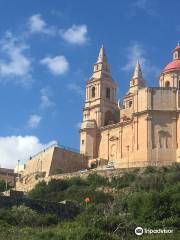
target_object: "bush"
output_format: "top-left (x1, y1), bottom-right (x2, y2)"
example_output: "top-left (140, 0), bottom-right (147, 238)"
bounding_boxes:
top-left (64, 184), bottom-right (113, 204)
top-left (111, 172), bottom-right (136, 189)
top-left (144, 166), bottom-right (157, 174)
top-left (28, 180), bottom-right (47, 199)
top-left (0, 205), bottom-right (58, 227)
top-left (47, 179), bottom-right (69, 192)
top-left (86, 173), bottom-right (109, 187)
top-left (0, 180), bottom-right (10, 192)
top-left (133, 174), bottom-right (165, 191)
top-left (68, 176), bottom-right (88, 186)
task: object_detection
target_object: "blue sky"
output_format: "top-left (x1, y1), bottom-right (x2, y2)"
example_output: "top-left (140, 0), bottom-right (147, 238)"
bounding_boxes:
top-left (0, 0), bottom-right (180, 168)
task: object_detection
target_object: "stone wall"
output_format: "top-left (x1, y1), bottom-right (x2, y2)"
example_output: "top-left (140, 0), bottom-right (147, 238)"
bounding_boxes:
top-left (0, 168), bottom-right (17, 187)
top-left (0, 196), bottom-right (79, 219)
top-left (24, 146), bottom-right (54, 177)
top-left (49, 147), bottom-right (89, 175)
top-left (23, 145), bottom-right (89, 178)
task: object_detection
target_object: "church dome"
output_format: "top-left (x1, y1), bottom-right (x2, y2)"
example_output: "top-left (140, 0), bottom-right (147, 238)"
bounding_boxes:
top-left (162, 43), bottom-right (180, 74)
top-left (162, 59), bottom-right (180, 73)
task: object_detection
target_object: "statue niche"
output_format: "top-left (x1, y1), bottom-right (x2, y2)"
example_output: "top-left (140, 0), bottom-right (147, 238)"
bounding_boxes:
top-left (110, 144), bottom-right (116, 160)
top-left (158, 130), bottom-right (170, 148)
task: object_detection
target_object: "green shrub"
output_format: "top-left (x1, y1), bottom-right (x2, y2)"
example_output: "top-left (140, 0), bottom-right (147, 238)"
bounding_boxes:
top-left (64, 184), bottom-right (113, 204)
top-left (0, 180), bottom-right (10, 192)
top-left (86, 173), bottom-right (109, 187)
top-left (68, 176), bottom-right (88, 186)
top-left (28, 180), bottom-right (47, 199)
top-left (47, 179), bottom-right (69, 192)
top-left (144, 166), bottom-right (157, 174)
top-left (0, 205), bottom-right (58, 227)
top-left (111, 172), bottom-right (136, 189)
top-left (133, 174), bottom-right (165, 191)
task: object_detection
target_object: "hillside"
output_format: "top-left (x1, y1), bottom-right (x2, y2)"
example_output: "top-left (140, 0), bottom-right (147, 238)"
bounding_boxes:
top-left (0, 164), bottom-right (180, 240)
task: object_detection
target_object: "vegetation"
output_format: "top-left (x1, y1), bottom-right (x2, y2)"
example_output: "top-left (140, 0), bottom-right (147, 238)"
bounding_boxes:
top-left (0, 164), bottom-right (180, 239)
top-left (0, 179), bottom-right (10, 192)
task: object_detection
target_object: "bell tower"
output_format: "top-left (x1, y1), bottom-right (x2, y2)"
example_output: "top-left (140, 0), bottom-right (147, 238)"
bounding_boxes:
top-left (80, 45), bottom-right (119, 157)
top-left (129, 60), bottom-right (145, 93)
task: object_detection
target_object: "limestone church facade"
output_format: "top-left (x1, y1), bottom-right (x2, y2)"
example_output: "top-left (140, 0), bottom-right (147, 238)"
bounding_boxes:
top-left (80, 44), bottom-right (180, 168)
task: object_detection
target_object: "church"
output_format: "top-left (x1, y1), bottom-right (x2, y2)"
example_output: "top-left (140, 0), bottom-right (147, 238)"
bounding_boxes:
top-left (80, 44), bottom-right (180, 168)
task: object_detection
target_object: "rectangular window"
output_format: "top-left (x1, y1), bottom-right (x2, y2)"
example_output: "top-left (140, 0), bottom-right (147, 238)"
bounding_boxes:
top-left (106, 88), bottom-right (110, 99)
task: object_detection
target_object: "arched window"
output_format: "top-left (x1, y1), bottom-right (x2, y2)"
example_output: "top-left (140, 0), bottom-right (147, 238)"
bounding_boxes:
top-left (104, 110), bottom-right (114, 126)
top-left (174, 51), bottom-right (178, 60)
top-left (91, 86), bottom-right (96, 97)
top-left (165, 81), bottom-right (170, 88)
top-left (106, 88), bottom-right (110, 99)
top-left (129, 100), bottom-right (132, 108)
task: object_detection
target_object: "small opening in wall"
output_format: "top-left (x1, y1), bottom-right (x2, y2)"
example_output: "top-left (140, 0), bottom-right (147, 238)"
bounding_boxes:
top-left (82, 140), bottom-right (84, 145)
top-left (91, 87), bottom-right (96, 97)
top-left (106, 88), bottom-right (110, 99)
top-left (165, 81), bottom-right (170, 88)
top-left (129, 101), bottom-right (132, 108)
top-left (174, 52), bottom-right (178, 60)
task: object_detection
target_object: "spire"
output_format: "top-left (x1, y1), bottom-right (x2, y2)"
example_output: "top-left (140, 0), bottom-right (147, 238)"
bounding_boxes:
top-left (132, 60), bottom-right (143, 79)
top-left (97, 45), bottom-right (107, 63)
top-left (173, 42), bottom-right (180, 60)
top-left (92, 45), bottom-right (111, 78)
top-left (129, 60), bottom-right (145, 92)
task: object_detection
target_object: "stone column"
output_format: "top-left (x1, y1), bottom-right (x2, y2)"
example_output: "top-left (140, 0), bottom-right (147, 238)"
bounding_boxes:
top-left (172, 115), bottom-right (177, 149)
top-left (147, 115), bottom-right (152, 163)
top-left (134, 117), bottom-right (139, 150)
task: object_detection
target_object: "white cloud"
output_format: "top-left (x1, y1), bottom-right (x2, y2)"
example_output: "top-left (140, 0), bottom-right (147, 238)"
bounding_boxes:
top-left (40, 87), bottom-right (55, 108)
top-left (0, 136), bottom-right (56, 168)
top-left (122, 42), bottom-right (160, 79)
top-left (134, 0), bottom-right (148, 9)
top-left (67, 83), bottom-right (84, 96)
top-left (61, 24), bottom-right (88, 44)
top-left (75, 122), bottom-right (82, 129)
top-left (130, 0), bottom-right (157, 16)
top-left (29, 14), bottom-right (46, 33)
top-left (28, 114), bottom-right (42, 128)
top-left (122, 43), bottom-right (146, 72)
top-left (40, 56), bottom-right (69, 75)
top-left (0, 32), bottom-right (31, 84)
top-left (28, 14), bottom-right (56, 35)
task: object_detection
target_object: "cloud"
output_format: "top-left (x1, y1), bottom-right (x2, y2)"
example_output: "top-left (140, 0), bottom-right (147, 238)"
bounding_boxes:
top-left (40, 56), bottom-right (69, 75)
top-left (67, 83), bottom-right (84, 96)
top-left (28, 14), bottom-right (56, 35)
top-left (122, 42), bottom-right (160, 79)
top-left (40, 87), bottom-right (55, 108)
top-left (60, 24), bottom-right (88, 44)
top-left (130, 0), bottom-right (157, 16)
top-left (0, 32), bottom-right (32, 84)
top-left (134, 0), bottom-right (148, 9)
top-left (0, 136), bottom-right (56, 168)
top-left (28, 114), bottom-right (42, 128)
top-left (75, 122), bottom-right (82, 129)
top-left (122, 43), bottom-right (146, 72)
